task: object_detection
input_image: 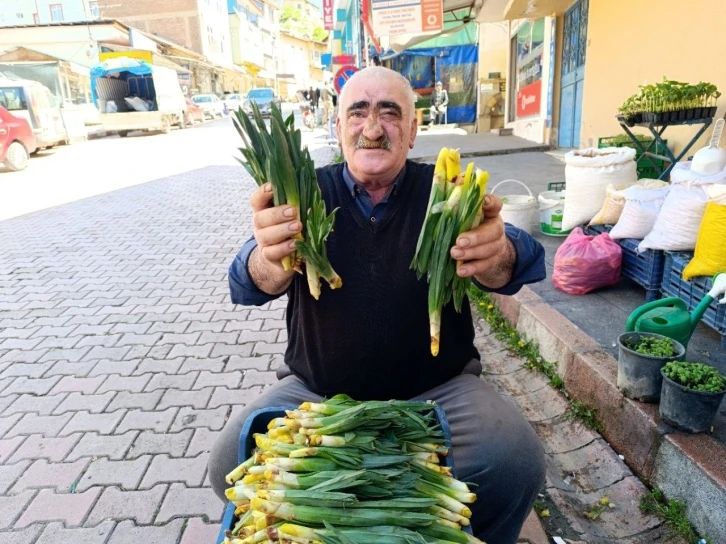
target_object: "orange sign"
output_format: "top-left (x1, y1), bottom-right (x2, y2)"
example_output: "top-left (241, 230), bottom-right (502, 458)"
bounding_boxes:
top-left (421, 0), bottom-right (443, 32)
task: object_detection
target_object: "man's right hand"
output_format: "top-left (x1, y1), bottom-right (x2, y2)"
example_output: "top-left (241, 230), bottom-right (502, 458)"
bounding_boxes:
top-left (248, 183), bottom-right (300, 294)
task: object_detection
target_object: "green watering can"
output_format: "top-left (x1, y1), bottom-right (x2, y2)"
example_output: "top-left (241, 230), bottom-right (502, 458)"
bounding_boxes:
top-left (625, 272), bottom-right (726, 350)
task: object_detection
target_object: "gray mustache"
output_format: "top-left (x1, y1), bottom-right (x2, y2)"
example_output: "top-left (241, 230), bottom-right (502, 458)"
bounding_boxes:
top-left (356, 135), bottom-right (392, 150)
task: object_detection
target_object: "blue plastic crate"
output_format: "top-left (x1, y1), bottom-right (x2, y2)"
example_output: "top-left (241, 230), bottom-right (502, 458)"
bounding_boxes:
top-left (661, 252), bottom-right (726, 348)
top-left (217, 404), bottom-right (469, 543)
top-left (583, 225), bottom-right (665, 301)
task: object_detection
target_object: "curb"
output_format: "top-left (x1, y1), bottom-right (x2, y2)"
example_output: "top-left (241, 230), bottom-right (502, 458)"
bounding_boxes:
top-left (492, 286), bottom-right (726, 542)
top-left (410, 144), bottom-right (551, 163)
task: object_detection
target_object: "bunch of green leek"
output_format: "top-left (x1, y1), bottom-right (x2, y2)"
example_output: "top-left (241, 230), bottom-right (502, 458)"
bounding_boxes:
top-left (411, 148), bottom-right (489, 357)
top-left (233, 103), bottom-right (342, 300)
top-left (222, 395), bottom-right (484, 544)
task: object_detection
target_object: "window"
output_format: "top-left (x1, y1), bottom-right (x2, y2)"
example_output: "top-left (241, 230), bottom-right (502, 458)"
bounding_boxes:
top-left (0, 88), bottom-right (28, 112)
top-left (49, 4), bottom-right (64, 21)
top-left (89, 1), bottom-right (100, 18)
top-left (33, 13), bottom-right (39, 23)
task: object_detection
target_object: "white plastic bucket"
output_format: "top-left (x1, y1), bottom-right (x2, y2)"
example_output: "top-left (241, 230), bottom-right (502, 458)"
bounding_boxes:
top-left (538, 190), bottom-right (572, 236)
top-left (490, 179), bottom-right (537, 235)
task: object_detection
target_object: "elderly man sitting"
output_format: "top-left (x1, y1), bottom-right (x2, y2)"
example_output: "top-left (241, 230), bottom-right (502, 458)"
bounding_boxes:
top-left (210, 66), bottom-right (546, 544)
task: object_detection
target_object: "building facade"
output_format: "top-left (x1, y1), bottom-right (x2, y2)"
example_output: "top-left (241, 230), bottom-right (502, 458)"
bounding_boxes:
top-left (0, 0), bottom-right (101, 27)
top-left (228, 0), bottom-right (265, 91)
top-left (278, 30), bottom-right (326, 99)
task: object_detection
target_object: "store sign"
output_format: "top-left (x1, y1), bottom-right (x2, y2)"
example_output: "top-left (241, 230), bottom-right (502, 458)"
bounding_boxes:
top-left (99, 50), bottom-right (153, 64)
top-left (517, 79), bottom-right (542, 118)
top-left (333, 54), bottom-right (356, 65)
top-left (323, 0), bottom-right (334, 30)
top-left (371, 0), bottom-right (442, 37)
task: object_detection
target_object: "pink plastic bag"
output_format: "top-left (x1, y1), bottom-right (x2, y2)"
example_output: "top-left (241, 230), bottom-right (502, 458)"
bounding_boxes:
top-left (553, 227), bottom-right (622, 295)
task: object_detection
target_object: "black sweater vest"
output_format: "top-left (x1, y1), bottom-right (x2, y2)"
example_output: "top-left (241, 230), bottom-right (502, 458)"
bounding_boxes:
top-left (284, 160), bottom-right (479, 400)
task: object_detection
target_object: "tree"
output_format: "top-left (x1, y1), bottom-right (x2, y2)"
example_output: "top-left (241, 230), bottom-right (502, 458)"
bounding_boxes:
top-left (280, 4), bottom-right (328, 41)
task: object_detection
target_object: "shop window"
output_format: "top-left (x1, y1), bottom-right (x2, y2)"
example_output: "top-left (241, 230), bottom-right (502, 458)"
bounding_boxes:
top-left (49, 4), bottom-right (64, 22)
top-left (33, 13), bottom-right (39, 23)
top-left (89, 1), bottom-right (100, 18)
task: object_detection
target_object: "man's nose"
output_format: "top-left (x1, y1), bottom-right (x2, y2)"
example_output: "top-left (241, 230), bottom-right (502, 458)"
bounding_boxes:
top-left (362, 116), bottom-right (384, 139)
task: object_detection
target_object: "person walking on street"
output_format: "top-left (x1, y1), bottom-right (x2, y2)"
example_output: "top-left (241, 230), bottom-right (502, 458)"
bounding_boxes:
top-left (308, 86), bottom-right (316, 112)
top-left (210, 66), bottom-right (547, 544)
top-left (321, 80), bottom-right (335, 125)
top-left (430, 80), bottom-right (449, 125)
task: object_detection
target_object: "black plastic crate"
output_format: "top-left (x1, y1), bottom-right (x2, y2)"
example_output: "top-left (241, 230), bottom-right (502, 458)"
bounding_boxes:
top-left (583, 225), bottom-right (665, 301)
top-left (661, 252), bottom-right (726, 348)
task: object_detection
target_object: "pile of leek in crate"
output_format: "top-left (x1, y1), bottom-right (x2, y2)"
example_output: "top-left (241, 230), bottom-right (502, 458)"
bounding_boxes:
top-left (411, 148), bottom-right (489, 357)
top-left (233, 103), bottom-right (341, 300)
top-left (223, 396), bottom-right (484, 544)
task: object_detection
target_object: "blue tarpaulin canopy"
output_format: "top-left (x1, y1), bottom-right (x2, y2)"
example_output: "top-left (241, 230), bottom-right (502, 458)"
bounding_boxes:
top-left (90, 57), bottom-right (154, 108)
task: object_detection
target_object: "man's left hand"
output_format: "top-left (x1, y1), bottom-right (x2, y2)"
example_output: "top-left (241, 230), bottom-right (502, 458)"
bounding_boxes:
top-left (449, 194), bottom-right (516, 289)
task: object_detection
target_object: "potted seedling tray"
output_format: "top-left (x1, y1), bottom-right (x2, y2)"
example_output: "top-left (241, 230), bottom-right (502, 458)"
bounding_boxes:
top-left (216, 405), bottom-right (472, 543)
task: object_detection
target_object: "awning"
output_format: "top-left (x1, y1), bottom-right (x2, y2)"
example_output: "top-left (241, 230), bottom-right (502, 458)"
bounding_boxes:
top-left (98, 43), bottom-right (191, 73)
top-left (476, 0), bottom-right (574, 22)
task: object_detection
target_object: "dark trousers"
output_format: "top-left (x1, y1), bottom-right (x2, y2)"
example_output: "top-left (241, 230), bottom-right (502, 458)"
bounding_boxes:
top-left (208, 361), bottom-right (545, 544)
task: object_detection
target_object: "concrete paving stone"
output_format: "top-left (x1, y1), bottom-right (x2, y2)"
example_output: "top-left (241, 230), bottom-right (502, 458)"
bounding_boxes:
top-left (11, 458), bottom-right (90, 493)
top-left (97, 374), bottom-right (151, 394)
top-left (9, 433), bottom-right (81, 463)
top-left (76, 455), bottom-right (151, 492)
top-left (67, 431), bottom-right (137, 461)
top-left (157, 332), bottom-right (202, 347)
top-left (31, 325), bottom-right (79, 338)
top-left (186, 321), bottom-right (225, 333)
top-left (0, 337), bottom-right (43, 351)
top-left (133, 358), bottom-right (185, 376)
top-left (1, 376), bottom-right (61, 396)
top-left (0, 524), bottom-right (44, 544)
top-left (547, 476), bottom-right (659, 540)
top-left (170, 406), bottom-right (228, 432)
top-left (277, 329), bottom-right (288, 343)
top-left (86, 485), bottom-right (167, 526)
top-left (61, 410), bottom-right (125, 436)
top-left (481, 349), bottom-right (527, 376)
top-left (155, 483), bottom-right (224, 523)
top-left (225, 355), bottom-right (270, 372)
top-left (110, 323), bottom-right (152, 335)
top-left (39, 346), bottom-right (92, 363)
top-left (5, 412), bottom-right (71, 438)
top-left (208, 386), bottom-right (262, 409)
top-left (115, 408), bottom-right (178, 434)
top-left (145, 345), bottom-right (174, 359)
top-left (147, 321), bottom-right (191, 335)
top-left (99, 314), bottom-right (141, 327)
top-left (157, 387), bottom-right (213, 410)
top-left (107, 519), bottom-right (184, 544)
top-left (0, 377), bottom-right (15, 395)
top-left (127, 429), bottom-right (193, 459)
top-left (0, 392), bottom-right (18, 413)
top-left (88, 359), bottom-right (140, 377)
top-left (73, 324), bottom-right (114, 336)
top-left (0, 327), bottom-right (39, 339)
top-left (0, 491), bottom-right (35, 530)
top-left (38, 521), bottom-right (115, 544)
top-left (198, 331), bottom-right (239, 346)
top-left (54, 392), bottom-right (116, 415)
top-left (262, 318), bottom-right (287, 330)
top-left (517, 510), bottom-right (550, 544)
top-left (115, 333), bottom-right (163, 348)
top-left (5, 393), bottom-right (66, 416)
top-left (223, 319), bottom-right (263, 332)
top-left (252, 342), bottom-right (285, 356)
top-left (144, 372), bottom-right (198, 393)
top-left (75, 334), bottom-right (123, 348)
top-left (247, 308), bottom-right (285, 321)
top-left (49, 375), bottom-right (107, 395)
top-left (242, 369), bottom-right (277, 387)
top-left (44, 360), bottom-right (98, 377)
top-left (512, 386), bottom-right (570, 423)
top-left (167, 304), bottom-right (204, 314)
top-left (82, 346), bottom-right (132, 362)
top-left (211, 343), bottom-right (253, 358)
top-left (178, 356), bottom-right (226, 373)
top-left (137, 312), bottom-right (180, 324)
top-left (547, 438), bottom-right (631, 493)
top-left (107, 390), bottom-right (163, 412)
top-left (186, 428), bottom-right (220, 457)
top-left (139, 454), bottom-right (208, 489)
top-left (239, 330), bottom-right (280, 344)
top-left (0, 349), bottom-right (49, 364)
top-left (484, 368), bottom-right (550, 397)
top-left (194, 370), bottom-right (242, 390)
top-left (127, 304), bottom-right (170, 315)
top-left (66, 315), bottom-right (107, 327)
top-left (532, 418), bottom-right (598, 455)
top-left (179, 517), bottom-right (221, 544)
top-left (0, 436), bottom-right (25, 463)
top-left (0, 460), bottom-right (30, 494)
top-left (168, 344), bottom-right (213, 359)
top-left (14, 487), bottom-right (101, 528)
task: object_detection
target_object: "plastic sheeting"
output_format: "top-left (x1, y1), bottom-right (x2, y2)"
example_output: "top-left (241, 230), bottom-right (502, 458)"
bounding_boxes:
top-left (90, 58), bottom-right (153, 108)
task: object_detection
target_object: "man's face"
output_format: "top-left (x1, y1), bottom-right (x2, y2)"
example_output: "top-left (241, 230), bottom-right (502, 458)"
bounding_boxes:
top-left (336, 75), bottom-right (417, 185)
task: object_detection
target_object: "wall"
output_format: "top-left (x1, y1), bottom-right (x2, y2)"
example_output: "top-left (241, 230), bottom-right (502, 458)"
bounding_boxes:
top-left (279, 32), bottom-right (326, 98)
top-left (477, 22), bottom-right (508, 79)
top-left (581, 0), bottom-right (725, 154)
top-left (0, 0), bottom-right (98, 26)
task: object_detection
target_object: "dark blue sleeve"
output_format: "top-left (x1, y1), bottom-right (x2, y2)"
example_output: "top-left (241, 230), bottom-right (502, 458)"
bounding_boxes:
top-left (228, 237), bottom-right (282, 306)
top-left (473, 224), bottom-right (546, 296)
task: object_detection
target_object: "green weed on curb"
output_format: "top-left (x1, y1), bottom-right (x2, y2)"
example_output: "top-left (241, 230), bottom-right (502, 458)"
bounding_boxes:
top-left (469, 289), bottom-right (602, 432)
top-left (640, 488), bottom-right (710, 544)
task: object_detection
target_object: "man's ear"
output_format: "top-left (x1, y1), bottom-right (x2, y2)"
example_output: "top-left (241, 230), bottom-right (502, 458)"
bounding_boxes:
top-left (335, 115), bottom-right (342, 143)
top-left (409, 117), bottom-right (418, 149)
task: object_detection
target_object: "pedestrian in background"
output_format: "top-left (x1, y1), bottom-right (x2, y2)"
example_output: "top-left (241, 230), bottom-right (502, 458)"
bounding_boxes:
top-left (430, 80), bottom-right (449, 125)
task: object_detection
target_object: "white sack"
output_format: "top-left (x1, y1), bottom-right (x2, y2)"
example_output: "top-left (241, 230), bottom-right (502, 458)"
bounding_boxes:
top-left (609, 180), bottom-right (669, 240)
top-left (671, 161), bottom-right (726, 185)
top-left (562, 147), bottom-right (638, 231)
top-left (638, 184), bottom-right (708, 251)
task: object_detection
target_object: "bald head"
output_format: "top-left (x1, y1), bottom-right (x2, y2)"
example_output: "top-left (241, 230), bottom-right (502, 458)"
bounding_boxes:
top-left (338, 66), bottom-right (417, 120)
